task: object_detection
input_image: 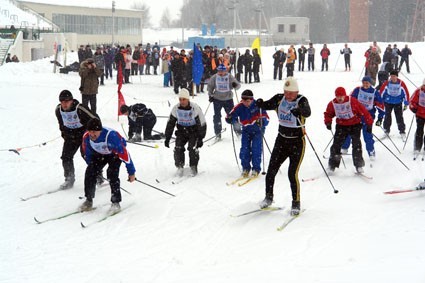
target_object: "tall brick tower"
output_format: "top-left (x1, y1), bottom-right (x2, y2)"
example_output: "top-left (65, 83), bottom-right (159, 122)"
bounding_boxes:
top-left (349, 0), bottom-right (369, 42)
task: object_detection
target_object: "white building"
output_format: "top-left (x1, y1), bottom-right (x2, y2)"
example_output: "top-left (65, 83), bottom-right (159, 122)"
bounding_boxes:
top-left (270, 17), bottom-right (310, 45)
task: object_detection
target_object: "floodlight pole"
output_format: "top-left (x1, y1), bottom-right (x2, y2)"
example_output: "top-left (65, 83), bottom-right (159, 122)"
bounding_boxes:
top-left (112, 1), bottom-right (115, 46)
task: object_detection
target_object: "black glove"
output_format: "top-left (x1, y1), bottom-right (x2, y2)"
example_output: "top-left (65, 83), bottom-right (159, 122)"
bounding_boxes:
top-left (326, 123), bottom-right (332, 130)
top-left (366, 124), bottom-right (372, 133)
top-left (196, 139), bottom-right (203, 148)
top-left (375, 118), bottom-right (382, 127)
top-left (412, 108), bottom-right (417, 113)
top-left (290, 108), bottom-right (301, 117)
top-left (209, 96), bottom-right (214, 102)
top-left (231, 82), bottom-right (238, 89)
top-left (403, 105), bottom-right (408, 111)
top-left (164, 139), bottom-right (170, 148)
top-left (225, 116), bottom-right (233, 124)
top-left (256, 98), bottom-right (264, 109)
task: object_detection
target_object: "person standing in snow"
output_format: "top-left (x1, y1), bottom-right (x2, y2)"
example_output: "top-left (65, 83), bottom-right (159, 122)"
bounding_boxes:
top-left (399, 44), bottom-right (412, 73)
top-left (225, 89), bottom-right (269, 177)
top-left (208, 64), bottom-right (242, 140)
top-left (366, 47), bottom-right (381, 85)
top-left (272, 48), bottom-right (286, 80)
top-left (379, 70), bottom-right (410, 140)
top-left (320, 44), bottom-right (331, 72)
top-left (55, 90), bottom-right (97, 190)
top-left (252, 48), bottom-right (262, 83)
top-left (120, 103), bottom-right (163, 142)
top-left (340, 43), bottom-right (352, 71)
top-left (79, 58), bottom-right (102, 114)
top-left (307, 42), bottom-right (315, 71)
top-left (408, 78), bottom-right (425, 157)
top-left (164, 89), bottom-right (207, 177)
top-left (340, 76), bottom-right (385, 160)
top-left (80, 118), bottom-right (136, 213)
top-left (256, 77), bottom-right (311, 216)
top-left (324, 87), bottom-right (373, 174)
top-left (298, 45), bottom-right (307, 71)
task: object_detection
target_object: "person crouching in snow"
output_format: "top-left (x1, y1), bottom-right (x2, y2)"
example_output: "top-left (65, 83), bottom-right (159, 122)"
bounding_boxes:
top-left (324, 87), bottom-right (373, 174)
top-left (120, 103), bottom-right (163, 142)
top-left (225, 89), bottom-right (269, 177)
top-left (164, 88), bottom-right (207, 177)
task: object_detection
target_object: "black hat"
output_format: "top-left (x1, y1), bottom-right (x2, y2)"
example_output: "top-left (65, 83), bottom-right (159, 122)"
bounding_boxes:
top-left (390, 70), bottom-right (399, 76)
top-left (120, 105), bottom-right (129, 114)
top-left (241, 89), bottom-right (254, 100)
top-left (87, 118), bottom-right (102, 131)
top-left (59, 90), bottom-right (73, 101)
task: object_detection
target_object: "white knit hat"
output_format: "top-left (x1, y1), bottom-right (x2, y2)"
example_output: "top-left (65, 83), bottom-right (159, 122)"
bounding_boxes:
top-left (178, 88), bottom-right (190, 100)
top-left (284, 77), bottom-right (299, 92)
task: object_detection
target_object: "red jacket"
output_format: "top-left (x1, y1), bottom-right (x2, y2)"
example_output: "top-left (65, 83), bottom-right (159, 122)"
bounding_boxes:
top-left (324, 96), bottom-right (373, 126)
top-left (409, 87), bottom-right (425, 119)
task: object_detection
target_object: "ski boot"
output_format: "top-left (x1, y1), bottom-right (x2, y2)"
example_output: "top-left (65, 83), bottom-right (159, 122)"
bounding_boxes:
top-left (290, 200), bottom-right (301, 216)
top-left (59, 176), bottom-right (75, 190)
top-left (190, 165), bottom-right (198, 177)
top-left (259, 195), bottom-right (273, 209)
top-left (79, 199), bottom-right (93, 212)
top-left (108, 202), bottom-right (121, 214)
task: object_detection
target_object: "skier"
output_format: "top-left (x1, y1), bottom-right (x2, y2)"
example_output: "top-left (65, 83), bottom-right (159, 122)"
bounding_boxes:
top-left (408, 78), bottom-right (425, 157)
top-left (399, 44), bottom-right (412, 73)
top-left (341, 76), bottom-right (385, 160)
top-left (208, 64), bottom-right (242, 140)
top-left (164, 89), bottom-right (207, 177)
top-left (340, 43), bottom-right (352, 71)
top-left (120, 104), bottom-right (163, 142)
top-left (272, 48), bottom-right (286, 80)
top-left (256, 77), bottom-right (311, 216)
top-left (225, 89), bottom-right (269, 177)
top-left (55, 90), bottom-right (97, 190)
top-left (307, 42), bottom-right (315, 71)
top-left (366, 47), bottom-right (381, 86)
top-left (324, 87), bottom-right (373, 174)
top-left (379, 70), bottom-right (410, 140)
top-left (320, 44), bottom-right (331, 71)
top-left (80, 118), bottom-right (136, 213)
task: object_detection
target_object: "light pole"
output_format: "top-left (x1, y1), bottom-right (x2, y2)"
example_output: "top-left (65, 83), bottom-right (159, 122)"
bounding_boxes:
top-left (140, 9), bottom-right (145, 44)
top-left (112, 1), bottom-right (115, 46)
top-left (181, 15), bottom-right (184, 49)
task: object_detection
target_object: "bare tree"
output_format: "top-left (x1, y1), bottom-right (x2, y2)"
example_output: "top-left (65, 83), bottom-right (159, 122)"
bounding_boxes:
top-left (160, 7), bottom-right (172, 28)
top-left (130, 1), bottom-right (151, 28)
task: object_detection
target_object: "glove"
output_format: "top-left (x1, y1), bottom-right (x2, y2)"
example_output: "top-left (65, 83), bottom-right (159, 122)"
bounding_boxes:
top-left (326, 123), bottom-right (332, 130)
top-left (366, 124), bottom-right (373, 133)
top-left (196, 139), bottom-right (203, 148)
top-left (375, 118), bottom-right (382, 127)
top-left (225, 116), bottom-right (233, 124)
top-left (290, 108), bottom-right (301, 117)
top-left (231, 82), bottom-right (238, 89)
top-left (256, 98), bottom-right (264, 109)
top-left (411, 108), bottom-right (417, 113)
top-left (164, 139), bottom-right (170, 148)
top-left (209, 96), bottom-right (214, 102)
top-left (403, 105), bottom-right (408, 111)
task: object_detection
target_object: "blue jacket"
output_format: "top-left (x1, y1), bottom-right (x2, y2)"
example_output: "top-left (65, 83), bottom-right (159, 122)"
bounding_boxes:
top-left (226, 100), bottom-right (269, 132)
top-left (82, 128), bottom-right (136, 175)
top-left (351, 86), bottom-right (385, 120)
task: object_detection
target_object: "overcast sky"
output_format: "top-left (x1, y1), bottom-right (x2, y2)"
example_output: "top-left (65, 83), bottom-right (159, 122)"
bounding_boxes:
top-left (20, 0), bottom-right (184, 27)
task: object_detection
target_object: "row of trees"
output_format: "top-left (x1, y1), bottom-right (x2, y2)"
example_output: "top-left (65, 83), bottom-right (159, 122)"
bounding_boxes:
top-left (134, 0), bottom-right (419, 43)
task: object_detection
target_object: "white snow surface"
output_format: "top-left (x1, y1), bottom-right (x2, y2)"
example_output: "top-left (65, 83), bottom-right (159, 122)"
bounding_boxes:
top-left (1, 42), bottom-right (425, 283)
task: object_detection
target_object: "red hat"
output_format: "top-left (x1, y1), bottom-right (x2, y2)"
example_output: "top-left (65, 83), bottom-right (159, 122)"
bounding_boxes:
top-left (335, 87), bottom-right (346, 97)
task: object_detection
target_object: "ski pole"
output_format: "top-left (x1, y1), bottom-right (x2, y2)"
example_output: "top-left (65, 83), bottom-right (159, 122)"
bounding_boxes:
top-left (373, 133), bottom-right (410, 170)
top-left (120, 123), bottom-right (128, 139)
top-left (358, 65), bottom-right (365, 81)
top-left (259, 108), bottom-right (266, 175)
top-left (204, 101), bottom-right (212, 116)
top-left (233, 88), bottom-right (239, 102)
top-left (333, 52), bottom-right (341, 72)
top-left (322, 135), bottom-right (334, 154)
top-left (379, 126), bottom-right (401, 154)
top-left (135, 179), bottom-right (176, 197)
top-left (101, 176), bottom-right (132, 195)
top-left (412, 57), bottom-right (424, 74)
top-left (204, 128), bottom-right (227, 143)
top-left (127, 140), bottom-right (159, 149)
top-left (403, 115), bottom-right (415, 150)
top-left (230, 123), bottom-right (241, 172)
top-left (399, 71), bottom-right (418, 88)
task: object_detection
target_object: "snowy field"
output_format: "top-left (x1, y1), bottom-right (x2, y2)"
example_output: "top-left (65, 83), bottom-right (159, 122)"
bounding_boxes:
top-left (1, 41), bottom-right (425, 283)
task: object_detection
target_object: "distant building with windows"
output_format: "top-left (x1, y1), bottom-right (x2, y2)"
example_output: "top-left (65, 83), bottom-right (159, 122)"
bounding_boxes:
top-left (18, 1), bottom-right (145, 47)
top-left (270, 17), bottom-right (309, 45)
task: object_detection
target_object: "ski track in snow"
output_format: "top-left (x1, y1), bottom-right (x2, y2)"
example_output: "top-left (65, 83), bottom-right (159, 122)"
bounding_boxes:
top-left (1, 42), bottom-right (425, 282)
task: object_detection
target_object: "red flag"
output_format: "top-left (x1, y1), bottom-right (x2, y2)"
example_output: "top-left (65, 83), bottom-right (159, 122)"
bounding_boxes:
top-left (117, 62), bottom-right (126, 116)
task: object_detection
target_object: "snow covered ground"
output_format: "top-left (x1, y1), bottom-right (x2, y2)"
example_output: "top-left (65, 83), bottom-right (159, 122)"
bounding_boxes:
top-left (1, 42), bottom-right (425, 283)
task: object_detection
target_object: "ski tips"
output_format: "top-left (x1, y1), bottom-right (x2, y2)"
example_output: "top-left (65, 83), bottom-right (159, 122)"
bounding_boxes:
top-left (80, 222), bottom-right (87, 228)
top-left (34, 217), bottom-right (41, 224)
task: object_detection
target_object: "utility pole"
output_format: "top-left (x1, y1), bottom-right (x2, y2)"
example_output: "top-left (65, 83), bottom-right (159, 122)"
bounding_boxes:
top-left (112, 1), bottom-right (115, 46)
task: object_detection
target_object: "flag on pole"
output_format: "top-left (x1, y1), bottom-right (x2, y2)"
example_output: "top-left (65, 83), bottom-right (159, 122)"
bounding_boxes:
top-left (117, 62), bottom-right (126, 117)
top-left (251, 37), bottom-right (261, 57)
top-left (192, 43), bottom-right (204, 85)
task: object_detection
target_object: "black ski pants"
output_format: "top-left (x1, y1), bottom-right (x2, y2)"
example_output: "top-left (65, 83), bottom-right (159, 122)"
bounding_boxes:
top-left (61, 137), bottom-right (82, 179)
top-left (383, 102), bottom-right (406, 134)
top-left (84, 153), bottom-right (122, 203)
top-left (414, 116), bottom-right (425, 151)
top-left (265, 135), bottom-right (305, 202)
top-left (174, 130), bottom-right (199, 168)
top-left (329, 123), bottom-right (365, 169)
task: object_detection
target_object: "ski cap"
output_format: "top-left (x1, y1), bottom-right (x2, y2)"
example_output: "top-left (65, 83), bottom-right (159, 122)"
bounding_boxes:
top-left (87, 118), bottom-right (102, 131)
top-left (362, 76), bottom-right (372, 83)
top-left (59, 90), bottom-right (73, 101)
top-left (217, 64), bottom-right (227, 72)
top-left (390, 70), bottom-right (399, 76)
top-left (241, 89), bottom-right (254, 100)
top-left (335, 86), bottom-right (347, 97)
top-left (284, 77), bottom-right (299, 92)
top-left (178, 88), bottom-right (191, 100)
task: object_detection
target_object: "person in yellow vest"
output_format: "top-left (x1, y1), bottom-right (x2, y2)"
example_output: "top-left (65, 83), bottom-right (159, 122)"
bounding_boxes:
top-left (286, 47), bottom-right (296, 77)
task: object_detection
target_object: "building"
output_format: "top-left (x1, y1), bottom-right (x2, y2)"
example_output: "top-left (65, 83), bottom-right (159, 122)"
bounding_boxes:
top-left (270, 17), bottom-right (310, 45)
top-left (349, 0), bottom-right (369, 42)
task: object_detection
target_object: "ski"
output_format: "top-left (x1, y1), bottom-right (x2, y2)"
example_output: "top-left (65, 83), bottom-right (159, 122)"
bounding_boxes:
top-left (237, 175), bottom-right (259, 186)
top-left (231, 206), bottom-right (284, 217)
top-left (34, 207), bottom-right (97, 224)
top-left (355, 172), bottom-right (373, 180)
top-left (171, 171), bottom-right (204, 185)
top-left (21, 188), bottom-right (65, 201)
top-left (277, 209), bottom-right (306, 231)
top-left (383, 187), bottom-right (425, 194)
top-left (80, 203), bottom-right (134, 228)
top-left (207, 138), bottom-right (222, 147)
top-left (226, 176), bottom-right (247, 186)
